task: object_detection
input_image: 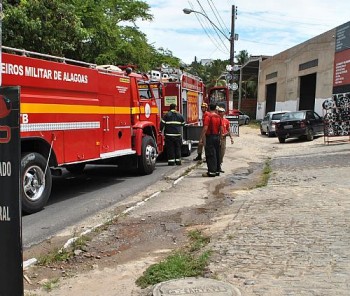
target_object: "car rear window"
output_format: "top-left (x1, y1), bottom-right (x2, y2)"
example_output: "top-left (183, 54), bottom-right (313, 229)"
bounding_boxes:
top-left (271, 113), bottom-right (285, 120)
top-left (282, 112), bottom-right (305, 120)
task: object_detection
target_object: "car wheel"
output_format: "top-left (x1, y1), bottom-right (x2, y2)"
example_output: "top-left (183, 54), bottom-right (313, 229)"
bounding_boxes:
top-left (278, 137), bottom-right (286, 143)
top-left (245, 118), bottom-right (250, 125)
top-left (306, 128), bottom-right (314, 141)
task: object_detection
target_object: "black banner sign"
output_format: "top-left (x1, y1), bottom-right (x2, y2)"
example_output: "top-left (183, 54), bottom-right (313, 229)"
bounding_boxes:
top-left (333, 21), bottom-right (350, 95)
top-left (335, 21), bottom-right (350, 53)
top-left (0, 87), bottom-right (23, 296)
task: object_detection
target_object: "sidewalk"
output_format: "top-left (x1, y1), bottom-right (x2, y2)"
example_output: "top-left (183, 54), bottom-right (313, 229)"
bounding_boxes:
top-left (25, 126), bottom-right (350, 295)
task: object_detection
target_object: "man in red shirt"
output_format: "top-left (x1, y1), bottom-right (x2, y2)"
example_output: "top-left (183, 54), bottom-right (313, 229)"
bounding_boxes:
top-left (199, 103), bottom-right (223, 177)
top-left (193, 102), bottom-right (210, 161)
top-left (218, 107), bottom-right (234, 173)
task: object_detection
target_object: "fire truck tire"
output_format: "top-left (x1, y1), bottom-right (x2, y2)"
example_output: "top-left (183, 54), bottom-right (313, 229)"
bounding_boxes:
top-left (21, 152), bottom-right (52, 214)
top-left (138, 136), bottom-right (157, 175)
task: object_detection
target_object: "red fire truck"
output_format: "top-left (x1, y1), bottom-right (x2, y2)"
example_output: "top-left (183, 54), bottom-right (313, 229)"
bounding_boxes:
top-left (140, 69), bottom-right (205, 156)
top-left (1, 46), bottom-right (164, 214)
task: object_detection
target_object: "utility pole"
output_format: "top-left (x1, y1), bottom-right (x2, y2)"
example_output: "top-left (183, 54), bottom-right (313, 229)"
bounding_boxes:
top-left (229, 5), bottom-right (235, 77)
top-left (183, 5), bottom-right (238, 108)
top-left (229, 5), bottom-right (237, 109)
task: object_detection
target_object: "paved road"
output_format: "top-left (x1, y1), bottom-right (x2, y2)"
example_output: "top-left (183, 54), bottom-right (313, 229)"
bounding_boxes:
top-left (22, 161), bottom-right (177, 248)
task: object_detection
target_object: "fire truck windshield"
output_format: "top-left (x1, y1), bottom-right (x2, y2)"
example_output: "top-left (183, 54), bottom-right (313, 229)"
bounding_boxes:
top-left (209, 89), bottom-right (228, 111)
top-left (138, 83), bottom-right (153, 99)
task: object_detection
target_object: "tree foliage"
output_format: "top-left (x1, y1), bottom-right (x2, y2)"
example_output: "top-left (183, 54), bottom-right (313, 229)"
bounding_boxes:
top-left (235, 50), bottom-right (250, 66)
top-left (187, 50), bottom-right (257, 100)
top-left (3, 0), bottom-right (85, 56)
top-left (2, 0), bottom-right (180, 71)
top-left (187, 57), bottom-right (228, 89)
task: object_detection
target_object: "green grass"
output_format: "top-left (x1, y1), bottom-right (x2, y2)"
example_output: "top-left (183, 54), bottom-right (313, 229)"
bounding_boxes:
top-left (37, 248), bottom-right (71, 266)
top-left (256, 158), bottom-right (272, 188)
top-left (42, 278), bottom-right (60, 292)
top-left (37, 235), bottom-right (91, 266)
top-left (135, 229), bottom-right (212, 289)
top-left (187, 229), bottom-right (210, 252)
top-left (70, 235), bottom-right (91, 250)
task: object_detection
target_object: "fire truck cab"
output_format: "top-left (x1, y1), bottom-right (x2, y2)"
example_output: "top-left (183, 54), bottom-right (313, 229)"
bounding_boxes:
top-left (144, 69), bottom-right (205, 156)
top-left (1, 46), bottom-right (163, 214)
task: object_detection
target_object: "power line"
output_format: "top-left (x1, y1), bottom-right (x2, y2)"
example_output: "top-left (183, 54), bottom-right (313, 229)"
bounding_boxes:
top-left (193, 0), bottom-right (229, 51)
top-left (207, 0), bottom-right (230, 36)
top-left (188, 1), bottom-right (229, 54)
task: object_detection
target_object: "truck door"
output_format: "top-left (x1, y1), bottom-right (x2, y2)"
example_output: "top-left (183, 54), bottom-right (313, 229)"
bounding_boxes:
top-left (113, 77), bottom-right (132, 152)
top-left (98, 74), bottom-right (132, 156)
top-left (138, 85), bottom-right (159, 125)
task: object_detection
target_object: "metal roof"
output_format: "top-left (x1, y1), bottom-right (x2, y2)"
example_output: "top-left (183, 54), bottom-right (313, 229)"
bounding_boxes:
top-left (239, 55), bottom-right (270, 81)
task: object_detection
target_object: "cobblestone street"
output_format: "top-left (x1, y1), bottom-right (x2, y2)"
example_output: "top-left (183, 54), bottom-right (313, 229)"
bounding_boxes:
top-left (209, 137), bottom-right (350, 295)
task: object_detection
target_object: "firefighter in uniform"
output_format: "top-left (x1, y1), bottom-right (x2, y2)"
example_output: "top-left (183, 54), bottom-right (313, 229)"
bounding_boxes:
top-left (193, 102), bottom-right (210, 161)
top-left (160, 103), bottom-right (185, 166)
top-left (199, 103), bottom-right (223, 177)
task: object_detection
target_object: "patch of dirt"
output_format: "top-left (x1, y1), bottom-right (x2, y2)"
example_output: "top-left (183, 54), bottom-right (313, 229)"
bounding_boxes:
top-left (23, 160), bottom-right (264, 295)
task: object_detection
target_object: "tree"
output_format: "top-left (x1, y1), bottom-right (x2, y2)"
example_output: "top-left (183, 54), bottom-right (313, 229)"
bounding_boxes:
top-left (235, 50), bottom-right (250, 66)
top-left (186, 58), bottom-right (227, 88)
top-left (2, 0), bottom-right (179, 71)
top-left (151, 48), bottom-right (180, 69)
top-left (3, 0), bottom-right (86, 56)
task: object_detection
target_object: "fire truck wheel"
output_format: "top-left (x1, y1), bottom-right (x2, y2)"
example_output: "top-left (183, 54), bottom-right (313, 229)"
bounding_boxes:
top-left (138, 135), bottom-right (157, 175)
top-left (21, 152), bottom-right (52, 214)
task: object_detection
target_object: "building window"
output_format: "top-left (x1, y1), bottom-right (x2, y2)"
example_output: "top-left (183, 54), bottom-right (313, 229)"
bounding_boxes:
top-left (266, 72), bottom-right (277, 80)
top-left (299, 59), bottom-right (318, 71)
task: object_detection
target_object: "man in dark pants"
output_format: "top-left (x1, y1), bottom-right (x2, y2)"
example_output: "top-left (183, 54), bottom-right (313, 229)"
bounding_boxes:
top-left (198, 103), bottom-right (222, 177)
top-left (160, 103), bottom-right (185, 166)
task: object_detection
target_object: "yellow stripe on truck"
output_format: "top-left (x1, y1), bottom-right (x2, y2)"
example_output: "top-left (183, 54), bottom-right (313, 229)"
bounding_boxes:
top-left (21, 103), bottom-right (158, 115)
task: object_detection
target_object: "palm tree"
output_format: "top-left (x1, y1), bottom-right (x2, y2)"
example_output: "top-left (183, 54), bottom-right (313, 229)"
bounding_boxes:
top-left (235, 50), bottom-right (250, 66)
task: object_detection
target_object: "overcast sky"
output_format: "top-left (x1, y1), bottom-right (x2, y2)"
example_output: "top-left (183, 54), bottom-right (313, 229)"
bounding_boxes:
top-left (136, 0), bottom-right (349, 65)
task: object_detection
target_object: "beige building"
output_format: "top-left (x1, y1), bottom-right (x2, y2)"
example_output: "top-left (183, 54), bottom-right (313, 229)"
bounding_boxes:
top-left (256, 29), bottom-right (336, 119)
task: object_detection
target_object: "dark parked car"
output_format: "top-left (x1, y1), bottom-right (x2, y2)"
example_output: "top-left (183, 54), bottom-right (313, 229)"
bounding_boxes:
top-left (275, 110), bottom-right (324, 143)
